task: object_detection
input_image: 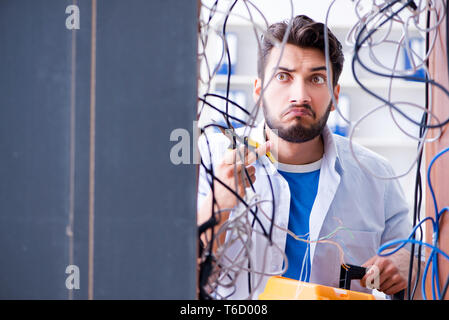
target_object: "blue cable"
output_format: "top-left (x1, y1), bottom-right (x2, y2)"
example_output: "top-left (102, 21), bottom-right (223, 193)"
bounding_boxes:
top-left (427, 147), bottom-right (449, 222)
top-left (378, 239), bottom-right (449, 300)
top-left (377, 147), bottom-right (449, 299)
top-left (426, 147), bottom-right (449, 298)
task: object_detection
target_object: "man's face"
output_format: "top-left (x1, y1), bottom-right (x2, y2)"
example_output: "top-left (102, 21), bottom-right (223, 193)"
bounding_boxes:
top-left (254, 44), bottom-right (340, 143)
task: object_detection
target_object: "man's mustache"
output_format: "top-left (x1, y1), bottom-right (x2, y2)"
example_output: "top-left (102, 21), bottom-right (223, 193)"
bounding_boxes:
top-left (282, 104), bottom-right (316, 119)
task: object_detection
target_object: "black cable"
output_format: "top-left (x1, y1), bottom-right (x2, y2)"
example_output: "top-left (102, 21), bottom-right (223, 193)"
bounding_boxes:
top-left (259, 123), bottom-right (276, 243)
top-left (408, 111), bottom-right (426, 299)
top-left (441, 275), bottom-right (449, 300)
top-left (351, 0), bottom-right (449, 299)
top-left (197, 0), bottom-right (449, 300)
top-left (198, 133), bottom-right (219, 300)
top-left (431, 0), bottom-right (449, 299)
top-left (203, 92), bottom-right (251, 116)
top-left (198, 89), bottom-right (267, 300)
top-left (206, 0), bottom-right (219, 25)
top-left (352, 0), bottom-right (449, 130)
top-left (198, 159), bottom-right (270, 238)
top-left (198, 131), bottom-right (258, 299)
top-left (222, 0), bottom-right (239, 146)
top-left (196, 0), bottom-right (276, 300)
top-left (201, 123), bottom-right (230, 133)
top-left (199, 97), bottom-right (248, 125)
top-left (352, 3), bottom-right (415, 299)
top-left (407, 3), bottom-right (432, 300)
top-left (197, 0), bottom-right (305, 299)
top-left (197, 123), bottom-right (277, 298)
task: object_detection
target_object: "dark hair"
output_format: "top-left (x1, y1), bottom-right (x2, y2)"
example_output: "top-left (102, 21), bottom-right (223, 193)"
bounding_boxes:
top-left (258, 15), bottom-right (344, 86)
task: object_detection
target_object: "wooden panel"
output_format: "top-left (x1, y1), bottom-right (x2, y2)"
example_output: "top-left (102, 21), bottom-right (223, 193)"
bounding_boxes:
top-left (426, 0), bottom-right (449, 300)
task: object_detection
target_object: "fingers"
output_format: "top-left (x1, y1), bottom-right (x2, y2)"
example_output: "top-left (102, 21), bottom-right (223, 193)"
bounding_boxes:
top-left (240, 165), bottom-right (256, 188)
top-left (223, 144), bottom-right (249, 165)
top-left (246, 141), bottom-right (271, 165)
top-left (219, 163), bottom-right (256, 191)
top-left (360, 256), bottom-right (378, 287)
top-left (245, 164), bottom-right (256, 176)
top-left (243, 166), bottom-right (257, 188)
top-left (381, 275), bottom-right (406, 295)
top-left (360, 264), bottom-right (380, 289)
top-left (222, 163), bottom-right (254, 178)
top-left (218, 139), bottom-right (267, 203)
top-left (223, 141), bottom-right (271, 165)
top-left (361, 255), bottom-right (377, 269)
top-left (377, 262), bottom-right (406, 294)
top-left (360, 256), bottom-right (407, 295)
top-left (383, 281), bottom-right (405, 296)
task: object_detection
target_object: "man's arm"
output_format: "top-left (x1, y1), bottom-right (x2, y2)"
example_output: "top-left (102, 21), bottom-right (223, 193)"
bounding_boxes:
top-left (197, 141), bottom-right (271, 249)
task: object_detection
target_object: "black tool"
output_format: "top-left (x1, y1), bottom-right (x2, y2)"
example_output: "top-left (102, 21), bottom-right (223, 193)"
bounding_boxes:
top-left (339, 264), bottom-right (405, 300)
top-left (339, 264), bottom-right (366, 290)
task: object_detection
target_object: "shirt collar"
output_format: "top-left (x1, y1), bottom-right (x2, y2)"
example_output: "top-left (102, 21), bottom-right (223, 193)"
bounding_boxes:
top-left (321, 125), bottom-right (345, 173)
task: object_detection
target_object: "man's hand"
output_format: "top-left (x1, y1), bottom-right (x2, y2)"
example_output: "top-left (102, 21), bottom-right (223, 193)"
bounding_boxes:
top-left (197, 141), bottom-right (271, 248)
top-left (197, 141), bottom-right (271, 228)
top-left (212, 141), bottom-right (271, 211)
top-left (360, 248), bottom-right (411, 295)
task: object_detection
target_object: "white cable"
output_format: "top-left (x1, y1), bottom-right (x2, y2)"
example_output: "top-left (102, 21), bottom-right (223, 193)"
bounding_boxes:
top-left (198, 0), bottom-right (444, 299)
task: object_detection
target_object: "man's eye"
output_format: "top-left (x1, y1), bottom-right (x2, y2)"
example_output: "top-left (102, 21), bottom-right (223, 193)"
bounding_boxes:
top-left (312, 75), bottom-right (325, 84)
top-left (276, 72), bottom-right (289, 81)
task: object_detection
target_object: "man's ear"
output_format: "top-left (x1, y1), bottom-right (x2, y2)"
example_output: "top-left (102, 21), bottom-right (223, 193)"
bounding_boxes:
top-left (331, 84), bottom-right (341, 111)
top-left (253, 77), bottom-right (262, 104)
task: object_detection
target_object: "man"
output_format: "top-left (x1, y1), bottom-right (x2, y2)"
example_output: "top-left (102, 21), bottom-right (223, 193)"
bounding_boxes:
top-left (197, 15), bottom-right (415, 299)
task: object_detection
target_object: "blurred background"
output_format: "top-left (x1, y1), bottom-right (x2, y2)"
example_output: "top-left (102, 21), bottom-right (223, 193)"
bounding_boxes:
top-left (199, 0), bottom-right (427, 215)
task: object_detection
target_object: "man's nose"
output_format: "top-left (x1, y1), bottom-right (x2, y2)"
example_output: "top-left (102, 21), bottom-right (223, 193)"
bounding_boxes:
top-left (289, 79), bottom-right (311, 105)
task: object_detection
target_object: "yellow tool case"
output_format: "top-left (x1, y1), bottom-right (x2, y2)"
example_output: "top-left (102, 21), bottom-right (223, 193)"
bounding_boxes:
top-left (259, 276), bottom-right (376, 300)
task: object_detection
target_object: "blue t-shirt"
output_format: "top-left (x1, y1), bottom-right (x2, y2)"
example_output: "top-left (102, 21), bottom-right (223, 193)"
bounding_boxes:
top-left (278, 159), bottom-right (321, 282)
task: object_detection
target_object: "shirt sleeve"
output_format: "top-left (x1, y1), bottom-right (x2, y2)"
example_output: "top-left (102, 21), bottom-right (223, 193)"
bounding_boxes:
top-left (197, 133), bottom-right (213, 211)
top-left (196, 131), bottom-right (232, 211)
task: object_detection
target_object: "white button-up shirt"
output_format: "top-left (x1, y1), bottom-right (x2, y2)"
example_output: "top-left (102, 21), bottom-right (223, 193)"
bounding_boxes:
top-left (197, 121), bottom-right (411, 299)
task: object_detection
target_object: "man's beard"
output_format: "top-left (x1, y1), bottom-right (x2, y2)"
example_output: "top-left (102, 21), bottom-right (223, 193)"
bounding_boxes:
top-left (264, 101), bottom-right (332, 143)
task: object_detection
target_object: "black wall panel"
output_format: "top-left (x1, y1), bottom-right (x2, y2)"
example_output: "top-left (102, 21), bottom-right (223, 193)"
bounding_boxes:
top-left (0, 0), bottom-right (197, 299)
